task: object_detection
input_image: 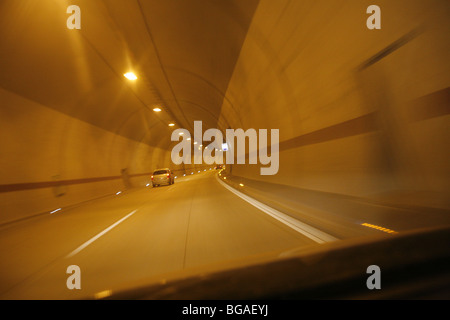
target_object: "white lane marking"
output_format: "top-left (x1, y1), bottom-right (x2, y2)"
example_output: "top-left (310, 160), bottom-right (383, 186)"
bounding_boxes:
top-left (65, 209), bottom-right (138, 258)
top-left (216, 176), bottom-right (337, 244)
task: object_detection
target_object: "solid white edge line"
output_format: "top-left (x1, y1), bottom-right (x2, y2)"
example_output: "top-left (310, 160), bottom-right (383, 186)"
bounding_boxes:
top-left (65, 209), bottom-right (138, 258)
top-left (216, 176), bottom-right (338, 244)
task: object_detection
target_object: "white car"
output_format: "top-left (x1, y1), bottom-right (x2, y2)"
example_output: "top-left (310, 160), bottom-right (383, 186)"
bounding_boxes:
top-left (151, 168), bottom-right (175, 187)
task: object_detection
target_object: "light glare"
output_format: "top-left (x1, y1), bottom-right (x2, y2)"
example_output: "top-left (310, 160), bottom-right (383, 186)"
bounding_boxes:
top-left (124, 72), bottom-right (137, 80)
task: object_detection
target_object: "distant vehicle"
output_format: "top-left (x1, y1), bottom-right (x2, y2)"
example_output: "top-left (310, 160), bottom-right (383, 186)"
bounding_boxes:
top-left (151, 168), bottom-right (175, 187)
top-left (215, 165), bottom-right (223, 170)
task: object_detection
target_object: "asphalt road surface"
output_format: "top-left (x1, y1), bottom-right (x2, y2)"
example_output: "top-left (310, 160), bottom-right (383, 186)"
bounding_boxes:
top-left (0, 170), bottom-right (322, 299)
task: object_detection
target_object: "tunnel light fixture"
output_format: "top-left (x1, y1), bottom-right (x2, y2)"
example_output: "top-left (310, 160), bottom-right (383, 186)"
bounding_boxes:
top-left (187, 137), bottom-right (191, 141)
top-left (146, 183), bottom-right (150, 187)
top-left (223, 177), bottom-right (227, 180)
top-left (221, 143), bottom-right (229, 151)
top-left (239, 183), bottom-right (244, 187)
top-left (179, 132), bottom-right (184, 135)
top-left (168, 123), bottom-right (175, 127)
top-left (153, 107), bottom-right (162, 112)
top-left (193, 141), bottom-right (197, 145)
top-left (123, 72), bottom-right (137, 80)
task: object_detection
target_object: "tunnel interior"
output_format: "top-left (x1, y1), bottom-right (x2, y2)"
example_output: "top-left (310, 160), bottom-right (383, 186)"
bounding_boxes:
top-left (0, 0), bottom-right (450, 301)
top-left (0, 1), bottom-right (449, 231)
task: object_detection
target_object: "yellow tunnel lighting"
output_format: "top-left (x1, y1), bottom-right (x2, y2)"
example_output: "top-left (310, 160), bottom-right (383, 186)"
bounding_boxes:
top-left (123, 72), bottom-right (137, 80)
top-left (168, 123), bottom-right (175, 127)
top-left (153, 107), bottom-right (162, 112)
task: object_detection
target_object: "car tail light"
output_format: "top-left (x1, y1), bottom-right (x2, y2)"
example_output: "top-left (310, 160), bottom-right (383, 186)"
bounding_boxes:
top-left (167, 173), bottom-right (170, 177)
top-left (151, 175), bottom-right (153, 180)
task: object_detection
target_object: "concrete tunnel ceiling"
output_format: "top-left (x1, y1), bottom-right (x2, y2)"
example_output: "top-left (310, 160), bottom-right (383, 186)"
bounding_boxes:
top-left (0, 0), bottom-right (260, 150)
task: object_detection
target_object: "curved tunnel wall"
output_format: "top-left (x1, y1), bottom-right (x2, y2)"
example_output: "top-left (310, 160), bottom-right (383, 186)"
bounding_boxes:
top-left (0, 87), bottom-right (182, 224)
top-left (219, 0), bottom-right (450, 209)
top-left (0, 84), bottom-right (209, 224)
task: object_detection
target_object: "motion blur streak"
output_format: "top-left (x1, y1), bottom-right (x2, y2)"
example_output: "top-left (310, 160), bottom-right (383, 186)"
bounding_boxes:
top-left (361, 223), bottom-right (397, 234)
top-left (0, 0), bottom-right (449, 299)
top-left (216, 175), bottom-right (338, 243)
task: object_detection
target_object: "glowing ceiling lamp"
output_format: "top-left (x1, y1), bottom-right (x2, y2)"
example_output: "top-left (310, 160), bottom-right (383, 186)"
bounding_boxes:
top-left (123, 72), bottom-right (137, 80)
